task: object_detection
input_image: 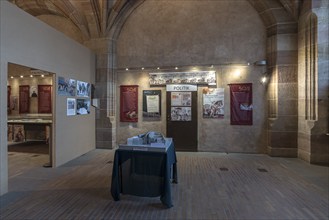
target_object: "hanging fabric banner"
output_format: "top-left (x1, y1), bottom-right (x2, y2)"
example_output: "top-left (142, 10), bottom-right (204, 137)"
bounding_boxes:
top-left (229, 83), bottom-right (252, 125)
top-left (120, 85), bottom-right (138, 122)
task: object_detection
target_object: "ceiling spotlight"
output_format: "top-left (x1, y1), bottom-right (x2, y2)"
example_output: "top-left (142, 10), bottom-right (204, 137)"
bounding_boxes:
top-left (20, 75), bottom-right (24, 78)
top-left (41, 74), bottom-right (44, 77)
top-left (157, 67), bottom-right (160, 70)
top-left (141, 67), bottom-right (144, 70)
top-left (30, 75), bottom-right (33, 78)
top-left (125, 68), bottom-right (129, 71)
top-left (175, 67), bottom-right (178, 70)
top-left (10, 76), bottom-right (14, 79)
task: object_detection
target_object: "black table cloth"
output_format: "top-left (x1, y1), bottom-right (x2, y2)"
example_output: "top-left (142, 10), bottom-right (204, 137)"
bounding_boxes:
top-left (111, 138), bottom-right (177, 208)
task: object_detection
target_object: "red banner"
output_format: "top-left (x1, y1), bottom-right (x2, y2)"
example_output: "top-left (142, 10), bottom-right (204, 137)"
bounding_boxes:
top-left (19, 85), bottom-right (30, 114)
top-left (120, 85), bottom-right (138, 122)
top-left (38, 85), bottom-right (52, 113)
top-left (229, 83), bottom-right (253, 125)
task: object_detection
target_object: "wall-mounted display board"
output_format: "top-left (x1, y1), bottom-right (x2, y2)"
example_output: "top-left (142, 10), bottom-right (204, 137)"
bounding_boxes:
top-left (58, 76), bottom-right (76, 96)
top-left (120, 85), bottom-right (138, 122)
top-left (38, 85), bottom-right (52, 113)
top-left (229, 83), bottom-right (253, 125)
top-left (76, 99), bottom-right (90, 115)
top-left (203, 88), bottom-right (224, 119)
top-left (143, 90), bottom-right (161, 121)
top-left (19, 85), bottom-right (30, 114)
top-left (149, 71), bottom-right (216, 86)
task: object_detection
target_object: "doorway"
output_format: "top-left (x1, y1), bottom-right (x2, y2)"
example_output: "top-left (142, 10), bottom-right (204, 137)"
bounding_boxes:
top-left (166, 90), bottom-right (198, 151)
top-left (7, 63), bottom-right (54, 170)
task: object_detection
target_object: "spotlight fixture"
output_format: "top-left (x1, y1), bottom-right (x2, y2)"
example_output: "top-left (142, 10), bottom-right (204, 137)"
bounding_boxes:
top-left (260, 76), bottom-right (267, 84)
top-left (254, 60), bottom-right (267, 66)
top-left (125, 68), bottom-right (129, 71)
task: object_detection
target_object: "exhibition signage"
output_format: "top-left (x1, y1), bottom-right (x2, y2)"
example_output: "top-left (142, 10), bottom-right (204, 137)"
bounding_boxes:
top-left (166, 84), bottom-right (197, 92)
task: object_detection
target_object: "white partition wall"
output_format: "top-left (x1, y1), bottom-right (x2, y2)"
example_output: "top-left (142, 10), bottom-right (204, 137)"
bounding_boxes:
top-left (0, 1), bottom-right (96, 195)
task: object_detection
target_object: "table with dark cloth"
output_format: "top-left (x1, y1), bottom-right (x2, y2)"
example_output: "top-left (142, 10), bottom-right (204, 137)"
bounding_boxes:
top-left (111, 138), bottom-right (177, 208)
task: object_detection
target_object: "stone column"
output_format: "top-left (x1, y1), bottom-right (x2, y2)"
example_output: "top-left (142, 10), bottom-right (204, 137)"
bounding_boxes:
top-left (267, 23), bottom-right (299, 157)
top-left (298, 0), bottom-right (329, 164)
top-left (85, 38), bottom-right (117, 149)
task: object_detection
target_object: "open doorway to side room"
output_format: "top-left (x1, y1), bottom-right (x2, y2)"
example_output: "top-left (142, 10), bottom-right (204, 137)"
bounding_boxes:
top-left (7, 63), bottom-right (55, 183)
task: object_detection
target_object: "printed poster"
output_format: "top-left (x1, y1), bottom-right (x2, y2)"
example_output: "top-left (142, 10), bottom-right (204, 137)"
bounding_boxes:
top-left (76, 99), bottom-right (90, 115)
top-left (67, 98), bottom-right (76, 116)
top-left (142, 90), bottom-right (161, 121)
top-left (171, 92), bottom-right (191, 106)
top-left (58, 77), bottom-right (76, 96)
top-left (77, 80), bottom-right (91, 97)
top-left (229, 83), bottom-right (253, 125)
top-left (203, 88), bottom-right (224, 118)
top-left (171, 107), bottom-right (191, 121)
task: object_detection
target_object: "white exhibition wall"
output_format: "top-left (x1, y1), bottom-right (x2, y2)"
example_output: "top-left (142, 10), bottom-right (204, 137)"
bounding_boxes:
top-left (0, 1), bottom-right (95, 195)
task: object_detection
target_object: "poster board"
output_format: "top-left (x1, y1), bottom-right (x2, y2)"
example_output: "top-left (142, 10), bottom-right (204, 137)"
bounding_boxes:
top-left (229, 83), bottom-right (253, 125)
top-left (120, 85), bottom-right (138, 122)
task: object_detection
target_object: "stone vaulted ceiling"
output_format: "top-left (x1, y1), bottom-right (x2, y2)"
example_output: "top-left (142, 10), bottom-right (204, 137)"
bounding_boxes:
top-left (9, 0), bottom-right (143, 44)
top-left (9, 0), bottom-right (301, 46)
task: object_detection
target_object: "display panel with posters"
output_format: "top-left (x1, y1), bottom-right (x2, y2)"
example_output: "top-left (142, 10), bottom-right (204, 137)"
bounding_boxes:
top-left (67, 98), bottom-right (76, 116)
top-left (77, 80), bottom-right (91, 97)
top-left (76, 99), bottom-right (90, 115)
top-left (149, 71), bottom-right (216, 86)
top-left (143, 90), bottom-right (161, 120)
top-left (203, 88), bottom-right (224, 118)
top-left (229, 83), bottom-right (253, 125)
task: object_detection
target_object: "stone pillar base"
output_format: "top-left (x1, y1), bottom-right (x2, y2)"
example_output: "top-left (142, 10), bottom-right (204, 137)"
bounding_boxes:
top-left (267, 146), bottom-right (297, 157)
